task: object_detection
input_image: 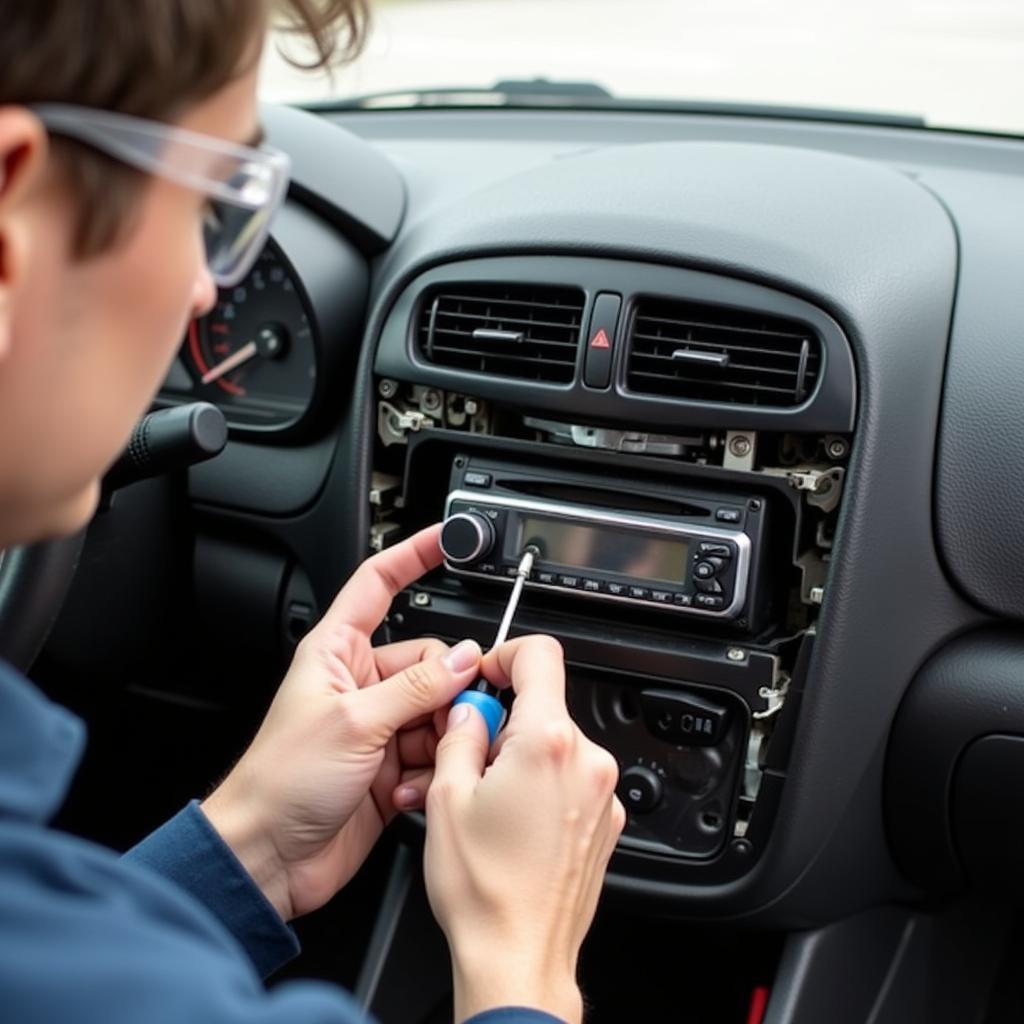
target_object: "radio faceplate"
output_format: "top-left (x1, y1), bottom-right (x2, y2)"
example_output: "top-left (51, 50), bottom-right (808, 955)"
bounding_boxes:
top-left (441, 463), bottom-right (765, 622)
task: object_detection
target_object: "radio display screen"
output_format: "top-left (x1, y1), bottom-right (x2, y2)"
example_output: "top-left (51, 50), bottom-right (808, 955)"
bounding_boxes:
top-left (519, 516), bottom-right (689, 584)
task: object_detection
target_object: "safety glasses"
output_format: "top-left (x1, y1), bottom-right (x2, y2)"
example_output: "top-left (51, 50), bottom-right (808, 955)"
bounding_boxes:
top-left (31, 104), bottom-right (291, 288)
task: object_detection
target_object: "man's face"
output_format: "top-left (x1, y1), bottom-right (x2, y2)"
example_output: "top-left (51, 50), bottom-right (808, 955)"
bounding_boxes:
top-left (0, 58), bottom-right (263, 548)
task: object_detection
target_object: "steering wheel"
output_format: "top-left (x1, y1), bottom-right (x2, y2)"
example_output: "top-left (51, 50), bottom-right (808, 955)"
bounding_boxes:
top-left (0, 532), bottom-right (85, 672)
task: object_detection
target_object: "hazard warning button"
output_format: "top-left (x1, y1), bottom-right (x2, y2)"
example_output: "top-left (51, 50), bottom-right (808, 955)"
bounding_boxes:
top-left (583, 292), bottom-right (621, 389)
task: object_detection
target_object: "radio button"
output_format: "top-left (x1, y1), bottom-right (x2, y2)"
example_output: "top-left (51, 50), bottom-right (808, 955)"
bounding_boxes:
top-left (463, 470), bottom-right (492, 488)
top-left (582, 579), bottom-right (602, 593)
top-left (674, 593), bottom-right (693, 607)
top-left (606, 581), bottom-right (628, 597)
top-left (695, 578), bottom-right (723, 595)
top-left (583, 293), bottom-right (621, 390)
top-left (698, 543), bottom-right (733, 558)
top-left (715, 507), bottom-right (742, 524)
top-left (628, 586), bottom-right (650, 600)
top-left (693, 561), bottom-right (716, 580)
top-left (537, 571), bottom-right (557, 585)
top-left (477, 563), bottom-right (497, 575)
top-left (650, 589), bottom-right (673, 604)
top-left (695, 593), bottom-right (726, 610)
top-left (640, 689), bottom-right (730, 747)
top-left (558, 575), bottom-right (581, 589)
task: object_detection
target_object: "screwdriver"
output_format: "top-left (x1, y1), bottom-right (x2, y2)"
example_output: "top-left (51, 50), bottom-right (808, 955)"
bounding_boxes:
top-left (451, 545), bottom-right (539, 743)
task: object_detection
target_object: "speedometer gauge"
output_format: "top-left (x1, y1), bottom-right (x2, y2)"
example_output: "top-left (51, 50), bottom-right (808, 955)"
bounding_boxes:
top-left (159, 200), bottom-right (370, 440)
top-left (175, 244), bottom-right (316, 430)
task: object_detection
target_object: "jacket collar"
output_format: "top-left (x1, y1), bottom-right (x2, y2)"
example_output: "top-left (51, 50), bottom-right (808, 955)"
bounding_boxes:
top-left (0, 660), bottom-right (84, 823)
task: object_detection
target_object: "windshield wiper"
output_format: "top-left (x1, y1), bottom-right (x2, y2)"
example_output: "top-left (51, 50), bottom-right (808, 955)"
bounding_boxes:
top-left (309, 78), bottom-right (925, 129)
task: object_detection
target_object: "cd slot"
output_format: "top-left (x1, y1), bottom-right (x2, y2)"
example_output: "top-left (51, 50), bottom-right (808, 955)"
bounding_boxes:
top-left (495, 478), bottom-right (711, 518)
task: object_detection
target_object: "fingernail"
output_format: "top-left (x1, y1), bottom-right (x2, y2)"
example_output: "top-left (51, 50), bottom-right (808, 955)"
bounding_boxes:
top-left (443, 639), bottom-right (479, 673)
top-left (395, 786), bottom-right (420, 809)
top-left (447, 703), bottom-right (471, 730)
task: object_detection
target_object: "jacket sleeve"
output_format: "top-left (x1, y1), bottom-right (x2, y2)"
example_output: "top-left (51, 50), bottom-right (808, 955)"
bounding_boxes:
top-left (125, 804), bottom-right (566, 1024)
top-left (125, 800), bottom-right (298, 979)
top-left (0, 816), bottom-right (371, 1024)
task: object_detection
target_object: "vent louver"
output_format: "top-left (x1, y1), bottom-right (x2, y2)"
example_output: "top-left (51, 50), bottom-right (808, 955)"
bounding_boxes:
top-left (418, 284), bottom-right (584, 383)
top-left (626, 297), bottom-right (821, 407)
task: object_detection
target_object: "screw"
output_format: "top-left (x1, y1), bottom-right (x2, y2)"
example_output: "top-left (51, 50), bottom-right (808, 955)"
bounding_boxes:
top-left (412, 592), bottom-right (431, 607)
top-left (827, 438), bottom-right (848, 459)
top-left (728, 435), bottom-right (752, 458)
top-left (727, 647), bottom-right (746, 662)
top-left (748, 499), bottom-right (762, 511)
top-left (421, 389), bottom-right (442, 411)
top-left (378, 379), bottom-right (398, 399)
top-left (732, 839), bottom-right (753, 857)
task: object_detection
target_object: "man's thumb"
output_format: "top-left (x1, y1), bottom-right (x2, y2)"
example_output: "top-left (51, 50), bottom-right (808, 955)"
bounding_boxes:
top-left (353, 639), bottom-right (482, 739)
top-left (433, 702), bottom-right (490, 794)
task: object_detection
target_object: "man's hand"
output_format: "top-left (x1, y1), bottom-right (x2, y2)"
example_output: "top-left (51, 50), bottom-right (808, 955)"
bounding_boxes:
top-left (201, 524), bottom-right (481, 922)
top-left (424, 635), bottom-right (625, 1024)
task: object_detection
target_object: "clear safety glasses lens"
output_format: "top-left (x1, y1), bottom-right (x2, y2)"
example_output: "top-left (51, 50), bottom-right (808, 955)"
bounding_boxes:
top-left (201, 160), bottom-right (287, 287)
top-left (30, 104), bottom-right (291, 288)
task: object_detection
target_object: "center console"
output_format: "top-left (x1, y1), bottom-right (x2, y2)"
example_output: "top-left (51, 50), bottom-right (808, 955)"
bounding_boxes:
top-left (368, 253), bottom-right (856, 900)
top-left (375, 424), bottom-right (825, 886)
top-left (436, 454), bottom-right (777, 859)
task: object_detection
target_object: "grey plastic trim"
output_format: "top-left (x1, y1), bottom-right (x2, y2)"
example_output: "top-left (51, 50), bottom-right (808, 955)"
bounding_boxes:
top-left (376, 256), bottom-right (856, 433)
top-left (927, 165), bottom-right (1024, 619)
top-left (329, 108), bottom-right (1024, 177)
top-left (261, 103), bottom-right (405, 253)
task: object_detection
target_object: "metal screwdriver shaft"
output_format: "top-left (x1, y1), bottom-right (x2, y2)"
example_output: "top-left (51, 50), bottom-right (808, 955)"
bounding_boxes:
top-left (452, 546), bottom-right (538, 742)
top-left (493, 547), bottom-right (536, 648)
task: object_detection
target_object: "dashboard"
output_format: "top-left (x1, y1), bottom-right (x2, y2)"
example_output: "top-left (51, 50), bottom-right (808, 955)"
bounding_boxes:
top-left (116, 98), bottom-right (1024, 970)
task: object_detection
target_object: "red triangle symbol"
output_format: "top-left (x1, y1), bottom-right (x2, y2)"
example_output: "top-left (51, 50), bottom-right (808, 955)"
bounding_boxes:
top-left (590, 328), bottom-right (611, 350)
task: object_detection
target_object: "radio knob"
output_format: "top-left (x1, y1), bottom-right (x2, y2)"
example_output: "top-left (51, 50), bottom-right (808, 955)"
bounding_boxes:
top-left (440, 512), bottom-right (496, 564)
top-left (618, 766), bottom-right (663, 815)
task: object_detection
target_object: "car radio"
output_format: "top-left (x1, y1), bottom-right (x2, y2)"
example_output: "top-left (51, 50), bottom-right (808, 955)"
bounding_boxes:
top-left (440, 457), bottom-right (770, 625)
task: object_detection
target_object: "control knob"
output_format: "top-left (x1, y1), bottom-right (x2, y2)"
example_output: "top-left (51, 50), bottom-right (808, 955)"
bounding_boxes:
top-left (617, 765), bottom-right (664, 814)
top-left (440, 511), bottom-right (496, 564)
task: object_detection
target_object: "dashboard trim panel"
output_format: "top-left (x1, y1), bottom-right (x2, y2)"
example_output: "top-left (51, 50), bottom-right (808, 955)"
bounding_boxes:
top-left (375, 255), bottom-right (856, 433)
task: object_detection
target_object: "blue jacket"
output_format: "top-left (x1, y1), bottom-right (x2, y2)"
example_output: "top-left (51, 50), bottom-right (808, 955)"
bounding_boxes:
top-left (0, 660), bottom-right (562, 1024)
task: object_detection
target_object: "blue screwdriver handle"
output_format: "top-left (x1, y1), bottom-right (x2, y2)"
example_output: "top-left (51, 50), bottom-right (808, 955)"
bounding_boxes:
top-left (452, 688), bottom-right (505, 744)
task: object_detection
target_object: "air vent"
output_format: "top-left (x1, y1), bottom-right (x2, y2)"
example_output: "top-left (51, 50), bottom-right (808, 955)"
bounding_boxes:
top-left (626, 297), bottom-right (822, 407)
top-left (419, 284), bottom-right (584, 383)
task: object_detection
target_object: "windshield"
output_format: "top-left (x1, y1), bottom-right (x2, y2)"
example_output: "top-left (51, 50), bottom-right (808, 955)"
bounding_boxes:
top-left (261, 0), bottom-right (1024, 137)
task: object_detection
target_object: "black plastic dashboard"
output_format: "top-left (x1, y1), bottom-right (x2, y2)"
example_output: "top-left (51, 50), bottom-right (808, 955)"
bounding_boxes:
top-left (145, 102), bottom-right (1024, 931)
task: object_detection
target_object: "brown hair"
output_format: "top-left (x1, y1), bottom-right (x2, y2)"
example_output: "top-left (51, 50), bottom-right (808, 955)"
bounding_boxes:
top-left (0, 0), bottom-right (368, 255)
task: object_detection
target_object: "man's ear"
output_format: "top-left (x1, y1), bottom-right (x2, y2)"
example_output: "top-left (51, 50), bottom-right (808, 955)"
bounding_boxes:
top-left (0, 107), bottom-right (49, 363)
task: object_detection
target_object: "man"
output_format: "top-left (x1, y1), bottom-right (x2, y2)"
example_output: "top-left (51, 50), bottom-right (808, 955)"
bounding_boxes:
top-left (0, 2), bottom-right (625, 1022)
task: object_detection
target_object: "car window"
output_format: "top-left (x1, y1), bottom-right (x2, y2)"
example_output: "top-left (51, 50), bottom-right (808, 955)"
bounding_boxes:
top-left (261, 0), bottom-right (1024, 137)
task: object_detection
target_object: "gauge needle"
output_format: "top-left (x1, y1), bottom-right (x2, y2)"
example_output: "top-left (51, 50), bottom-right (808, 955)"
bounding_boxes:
top-left (201, 341), bottom-right (258, 385)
